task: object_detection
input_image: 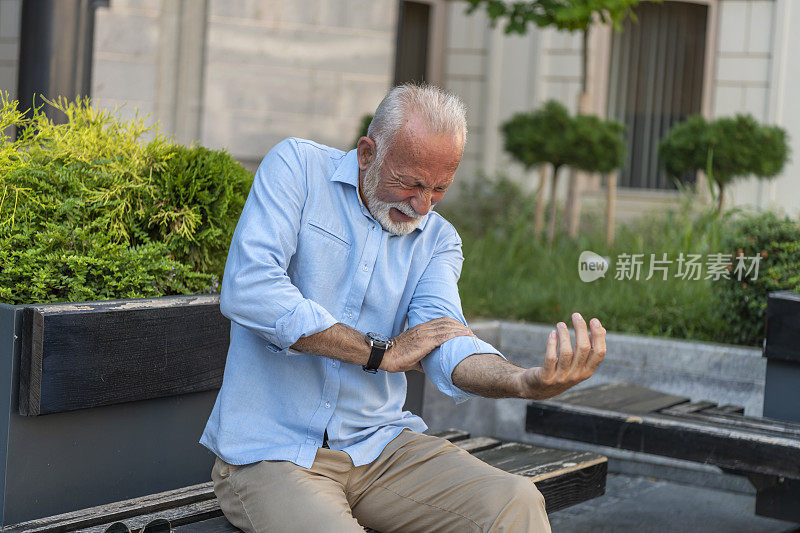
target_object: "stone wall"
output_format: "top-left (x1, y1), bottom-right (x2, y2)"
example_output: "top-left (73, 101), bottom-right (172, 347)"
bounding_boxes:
top-left (202, 0), bottom-right (398, 165)
top-left (0, 0), bottom-right (21, 99)
top-left (91, 0), bottom-right (398, 167)
top-left (715, 0), bottom-right (779, 212)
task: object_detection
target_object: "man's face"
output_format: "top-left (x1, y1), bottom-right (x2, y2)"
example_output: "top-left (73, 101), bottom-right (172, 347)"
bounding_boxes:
top-left (358, 114), bottom-right (463, 236)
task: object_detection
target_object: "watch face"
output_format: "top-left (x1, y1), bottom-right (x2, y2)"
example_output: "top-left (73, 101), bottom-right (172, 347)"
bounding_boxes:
top-left (366, 332), bottom-right (391, 346)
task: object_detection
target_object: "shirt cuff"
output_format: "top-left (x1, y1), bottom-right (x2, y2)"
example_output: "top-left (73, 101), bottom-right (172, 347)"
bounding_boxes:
top-left (268, 299), bottom-right (338, 352)
top-left (427, 335), bottom-right (505, 405)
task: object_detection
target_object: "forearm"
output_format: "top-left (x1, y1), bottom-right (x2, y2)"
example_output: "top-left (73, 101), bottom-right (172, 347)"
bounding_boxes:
top-left (450, 354), bottom-right (526, 399)
top-left (291, 323), bottom-right (371, 365)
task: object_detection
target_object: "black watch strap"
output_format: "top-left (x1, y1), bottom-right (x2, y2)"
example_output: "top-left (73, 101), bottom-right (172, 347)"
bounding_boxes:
top-left (363, 332), bottom-right (392, 373)
top-left (363, 344), bottom-right (385, 373)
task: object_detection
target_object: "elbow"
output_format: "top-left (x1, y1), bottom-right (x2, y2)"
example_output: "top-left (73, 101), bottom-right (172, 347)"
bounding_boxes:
top-left (218, 280), bottom-right (236, 321)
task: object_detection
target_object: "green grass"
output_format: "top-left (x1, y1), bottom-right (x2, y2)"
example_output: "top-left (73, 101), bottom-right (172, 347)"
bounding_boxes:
top-left (440, 179), bottom-right (733, 344)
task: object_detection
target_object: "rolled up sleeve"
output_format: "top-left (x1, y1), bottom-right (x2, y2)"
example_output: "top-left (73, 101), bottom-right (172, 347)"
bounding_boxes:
top-left (407, 226), bottom-right (505, 404)
top-left (219, 138), bottom-right (337, 352)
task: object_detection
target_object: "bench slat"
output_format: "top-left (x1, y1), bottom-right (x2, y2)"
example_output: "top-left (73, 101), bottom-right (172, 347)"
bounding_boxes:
top-left (472, 443), bottom-right (607, 513)
top-left (2, 482), bottom-right (217, 533)
top-left (173, 517), bottom-right (239, 533)
top-left (554, 382), bottom-right (689, 414)
top-left (662, 401), bottom-right (718, 414)
top-left (19, 296), bottom-right (228, 416)
top-left (527, 383), bottom-right (800, 479)
top-left (452, 436), bottom-right (502, 453)
top-left (429, 428), bottom-right (470, 442)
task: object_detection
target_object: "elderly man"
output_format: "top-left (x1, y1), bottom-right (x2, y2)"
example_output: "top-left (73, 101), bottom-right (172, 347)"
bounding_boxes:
top-left (200, 84), bottom-right (606, 532)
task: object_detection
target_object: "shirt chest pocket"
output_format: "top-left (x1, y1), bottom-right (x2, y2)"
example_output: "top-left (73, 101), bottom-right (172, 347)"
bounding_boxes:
top-left (306, 219), bottom-right (352, 249)
top-left (290, 218), bottom-right (353, 308)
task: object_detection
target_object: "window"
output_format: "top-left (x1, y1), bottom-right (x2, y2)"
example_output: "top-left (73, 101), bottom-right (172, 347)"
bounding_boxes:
top-left (607, 1), bottom-right (708, 189)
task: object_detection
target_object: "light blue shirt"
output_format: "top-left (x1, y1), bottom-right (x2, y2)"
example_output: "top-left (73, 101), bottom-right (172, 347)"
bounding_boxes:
top-left (199, 138), bottom-right (503, 468)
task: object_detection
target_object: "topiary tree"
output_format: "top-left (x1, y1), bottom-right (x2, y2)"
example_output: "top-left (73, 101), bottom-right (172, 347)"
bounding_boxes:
top-left (502, 100), bottom-right (575, 242)
top-left (659, 114), bottom-right (790, 214)
top-left (502, 100), bottom-right (626, 243)
top-left (466, 0), bottom-right (647, 237)
top-left (570, 113), bottom-right (626, 244)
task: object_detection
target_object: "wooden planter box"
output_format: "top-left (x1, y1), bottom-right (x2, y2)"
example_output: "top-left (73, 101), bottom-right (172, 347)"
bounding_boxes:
top-left (0, 295), bottom-right (229, 525)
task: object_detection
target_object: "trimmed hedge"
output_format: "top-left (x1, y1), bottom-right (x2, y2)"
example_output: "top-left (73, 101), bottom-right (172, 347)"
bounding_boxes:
top-left (0, 95), bottom-right (252, 305)
top-left (713, 211), bottom-right (800, 346)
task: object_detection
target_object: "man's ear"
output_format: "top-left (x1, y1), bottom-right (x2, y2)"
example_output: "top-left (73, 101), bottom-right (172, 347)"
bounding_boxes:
top-left (357, 136), bottom-right (376, 171)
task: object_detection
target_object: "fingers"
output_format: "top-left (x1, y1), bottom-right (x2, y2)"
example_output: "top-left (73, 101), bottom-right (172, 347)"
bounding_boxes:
top-left (391, 317), bottom-right (476, 372)
top-left (555, 321), bottom-right (573, 372)
top-left (571, 313), bottom-right (591, 370)
top-left (587, 318), bottom-right (607, 371)
top-left (542, 329), bottom-right (558, 381)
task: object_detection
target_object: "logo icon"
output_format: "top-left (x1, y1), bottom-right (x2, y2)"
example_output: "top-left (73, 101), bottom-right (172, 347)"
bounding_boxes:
top-left (579, 251), bottom-right (609, 282)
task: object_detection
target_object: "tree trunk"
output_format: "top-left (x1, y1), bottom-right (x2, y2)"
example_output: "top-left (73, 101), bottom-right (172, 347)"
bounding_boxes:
top-left (605, 171), bottom-right (617, 245)
top-left (534, 164), bottom-right (549, 237)
top-left (565, 92), bottom-right (592, 238)
top-left (565, 28), bottom-right (592, 238)
top-left (547, 165), bottom-right (561, 243)
top-left (716, 184), bottom-right (725, 215)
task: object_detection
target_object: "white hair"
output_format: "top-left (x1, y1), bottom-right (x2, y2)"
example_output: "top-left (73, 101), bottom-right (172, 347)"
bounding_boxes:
top-left (366, 84), bottom-right (467, 170)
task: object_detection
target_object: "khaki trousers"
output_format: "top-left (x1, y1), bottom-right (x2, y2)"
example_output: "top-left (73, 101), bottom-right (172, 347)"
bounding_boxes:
top-left (211, 429), bottom-right (551, 532)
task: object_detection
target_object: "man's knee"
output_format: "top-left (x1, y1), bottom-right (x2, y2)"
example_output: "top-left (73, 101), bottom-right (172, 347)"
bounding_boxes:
top-left (481, 475), bottom-right (549, 532)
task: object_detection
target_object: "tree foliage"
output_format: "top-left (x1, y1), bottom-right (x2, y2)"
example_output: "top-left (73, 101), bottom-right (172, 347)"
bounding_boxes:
top-left (570, 113), bottom-right (626, 173)
top-left (465, 0), bottom-right (643, 34)
top-left (502, 100), bottom-right (625, 173)
top-left (501, 100), bottom-right (575, 170)
top-left (659, 114), bottom-right (790, 210)
top-left (501, 100), bottom-right (625, 241)
top-left (0, 93), bottom-right (253, 305)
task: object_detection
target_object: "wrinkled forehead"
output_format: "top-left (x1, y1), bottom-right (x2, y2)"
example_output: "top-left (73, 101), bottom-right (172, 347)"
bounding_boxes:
top-left (386, 114), bottom-right (463, 174)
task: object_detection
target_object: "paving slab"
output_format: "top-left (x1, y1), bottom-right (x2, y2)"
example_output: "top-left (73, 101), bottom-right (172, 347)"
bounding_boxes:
top-left (549, 474), bottom-right (798, 533)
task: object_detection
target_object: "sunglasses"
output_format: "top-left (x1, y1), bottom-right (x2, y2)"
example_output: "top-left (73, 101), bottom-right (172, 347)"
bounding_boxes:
top-left (103, 518), bottom-right (173, 533)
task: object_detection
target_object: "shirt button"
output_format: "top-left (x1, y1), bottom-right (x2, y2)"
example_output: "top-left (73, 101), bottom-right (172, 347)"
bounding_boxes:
top-left (362, 264), bottom-right (368, 271)
top-left (324, 402), bottom-right (331, 409)
top-left (331, 361), bottom-right (337, 367)
top-left (347, 311), bottom-right (353, 319)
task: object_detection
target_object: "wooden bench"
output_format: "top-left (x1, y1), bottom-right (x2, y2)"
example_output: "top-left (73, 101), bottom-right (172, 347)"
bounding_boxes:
top-left (1, 295), bottom-right (608, 529)
top-left (525, 382), bottom-right (800, 523)
top-left (0, 429), bottom-right (607, 532)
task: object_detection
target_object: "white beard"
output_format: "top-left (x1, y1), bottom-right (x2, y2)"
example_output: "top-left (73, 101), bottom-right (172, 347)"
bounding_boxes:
top-left (360, 161), bottom-right (425, 236)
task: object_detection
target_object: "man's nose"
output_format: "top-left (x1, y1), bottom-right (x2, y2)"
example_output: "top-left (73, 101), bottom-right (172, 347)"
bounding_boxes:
top-left (410, 189), bottom-right (432, 216)
top-left (411, 192), bottom-right (431, 216)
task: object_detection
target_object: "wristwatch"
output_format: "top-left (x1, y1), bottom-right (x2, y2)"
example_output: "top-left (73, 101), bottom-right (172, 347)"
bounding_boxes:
top-left (363, 332), bottom-right (394, 373)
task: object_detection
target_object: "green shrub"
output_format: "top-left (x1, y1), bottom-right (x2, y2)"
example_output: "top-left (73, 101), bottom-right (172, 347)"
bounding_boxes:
top-left (139, 144), bottom-right (252, 278)
top-left (353, 113), bottom-right (373, 148)
top-left (712, 211), bottom-right (800, 346)
top-left (447, 177), bottom-right (800, 347)
top-left (659, 114), bottom-right (790, 211)
top-left (0, 94), bottom-right (252, 305)
top-left (444, 177), bottom-right (789, 345)
top-left (438, 175), bottom-right (534, 239)
top-left (501, 100), bottom-right (574, 170)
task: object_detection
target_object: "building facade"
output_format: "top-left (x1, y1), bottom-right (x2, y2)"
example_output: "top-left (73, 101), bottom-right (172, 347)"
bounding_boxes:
top-left (1, 0), bottom-right (797, 217)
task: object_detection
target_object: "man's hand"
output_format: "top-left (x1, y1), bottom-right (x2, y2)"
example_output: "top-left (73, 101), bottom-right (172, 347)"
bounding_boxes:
top-left (381, 317), bottom-right (475, 373)
top-left (516, 313), bottom-right (606, 400)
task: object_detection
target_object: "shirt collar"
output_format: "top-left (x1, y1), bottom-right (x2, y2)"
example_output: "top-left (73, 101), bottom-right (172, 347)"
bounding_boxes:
top-left (330, 149), bottom-right (430, 233)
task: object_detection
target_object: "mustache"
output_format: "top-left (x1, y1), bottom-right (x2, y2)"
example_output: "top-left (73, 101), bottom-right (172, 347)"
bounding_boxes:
top-left (390, 201), bottom-right (422, 219)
